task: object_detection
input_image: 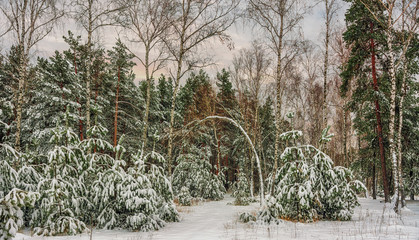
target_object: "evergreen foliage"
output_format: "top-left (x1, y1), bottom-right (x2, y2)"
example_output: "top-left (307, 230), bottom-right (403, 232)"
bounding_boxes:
top-left (31, 123), bottom-right (88, 236)
top-left (0, 189), bottom-right (38, 240)
top-left (177, 187), bottom-right (192, 206)
top-left (173, 144), bottom-right (225, 200)
top-left (232, 170), bottom-right (250, 206)
top-left (261, 129), bottom-right (365, 223)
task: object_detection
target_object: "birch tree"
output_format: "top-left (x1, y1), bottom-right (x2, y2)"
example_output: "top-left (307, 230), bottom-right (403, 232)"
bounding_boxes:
top-left (0, 0), bottom-right (64, 151)
top-left (247, 0), bottom-right (307, 170)
top-left (395, 0), bottom-right (418, 208)
top-left (359, 0), bottom-right (418, 211)
top-left (118, 0), bottom-right (174, 149)
top-left (164, 0), bottom-right (240, 175)
top-left (321, 0), bottom-right (339, 129)
top-left (71, 0), bottom-right (125, 136)
top-left (232, 40), bottom-right (271, 198)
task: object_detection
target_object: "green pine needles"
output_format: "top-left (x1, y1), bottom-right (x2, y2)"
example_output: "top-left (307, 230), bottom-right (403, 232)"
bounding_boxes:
top-left (260, 127), bottom-right (365, 223)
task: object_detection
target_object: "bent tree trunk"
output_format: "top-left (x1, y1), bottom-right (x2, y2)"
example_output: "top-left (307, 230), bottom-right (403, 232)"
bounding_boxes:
top-left (199, 116), bottom-right (265, 207)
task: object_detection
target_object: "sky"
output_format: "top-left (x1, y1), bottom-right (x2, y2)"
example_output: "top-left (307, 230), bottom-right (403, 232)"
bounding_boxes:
top-left (4, 1), bottom-right (349, 84)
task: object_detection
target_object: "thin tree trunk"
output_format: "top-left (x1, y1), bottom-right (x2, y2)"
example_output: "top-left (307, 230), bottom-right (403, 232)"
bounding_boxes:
top-left (73, 51), bottom-right (84, 141)
top-left (274, 10), bottom-right (284, 171)
top-left (114, 67), bottom-right (121, 147)
top-left (85, 1), bottom-right (93, 137)
top-left (77, 98), bottom-right (84, 141)
top-left (372, 160), bottom-right (376, 199)
top-left (396, 62), bottom-right (408, 208)
top-left (371, 23), bottom-right (390, 202)
top-left (323, 0), bottom-right (330, 129)
top-left (168, 50), bottom-right (184, 175)
top-left (385, 30), bottom-right (399, 211)
top-left (212, 122), bottom-right (221, 175)
top-left (142, 47), bottom-right (151, 150)
top-left (15, 49), bottom-right (27, 152)
top-left (343, 102), bottom-right (348, 167)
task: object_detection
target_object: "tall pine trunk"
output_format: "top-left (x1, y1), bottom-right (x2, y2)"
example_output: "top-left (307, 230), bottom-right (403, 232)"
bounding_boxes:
top-left (370, 23), bottom-right (390, 202)
top-left (114, 67), bottom-right (121, 147)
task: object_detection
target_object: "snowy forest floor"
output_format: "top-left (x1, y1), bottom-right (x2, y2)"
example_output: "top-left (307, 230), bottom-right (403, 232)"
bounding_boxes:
top-left (14, 195), bottom-right (419, 240)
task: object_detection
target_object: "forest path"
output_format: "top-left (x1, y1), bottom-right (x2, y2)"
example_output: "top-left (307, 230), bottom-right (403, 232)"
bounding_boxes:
top-left (149, 195), bottom-right (258, 240)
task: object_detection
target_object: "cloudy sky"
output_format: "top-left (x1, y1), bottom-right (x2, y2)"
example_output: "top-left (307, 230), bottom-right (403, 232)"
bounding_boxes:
top-left (10, 1), bottom-right (349, 83)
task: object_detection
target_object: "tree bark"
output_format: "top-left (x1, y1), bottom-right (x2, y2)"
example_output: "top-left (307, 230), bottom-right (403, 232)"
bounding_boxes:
top-left (323, 0), bottom-right (330, 129)
top-left (168, 49), bottom-right (184, 176)
top-left (370, 23), bottom-right (390, 202)
top-left (85, 0), bottom-right (93, 137)
top-left (396, 62), bottom-right (408, 208)
top-left (114, 66), bottom-right (121, 147)
top-left (141, 46), bottom-right (151, 150)
top-left (274, 9), bottom-right (284, 171)
top-left (372, 160), bottom-right (376, 199)
top-left (385, 30), bottom-right (399, 211)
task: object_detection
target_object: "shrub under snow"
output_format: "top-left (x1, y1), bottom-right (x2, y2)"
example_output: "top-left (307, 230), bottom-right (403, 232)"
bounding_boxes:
top-left (172, 145), bottom-right (225, 201)
top-left (260, 129), bottom-right (365, 223)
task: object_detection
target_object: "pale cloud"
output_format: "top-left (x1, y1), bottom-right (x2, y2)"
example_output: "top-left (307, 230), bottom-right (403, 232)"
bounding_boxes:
top-left (4, 2), bottom-right (348, 84)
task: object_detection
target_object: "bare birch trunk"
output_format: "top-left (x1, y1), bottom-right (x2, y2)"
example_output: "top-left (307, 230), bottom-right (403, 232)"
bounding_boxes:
top-left (85, 0), bottom-right (94, 139)
top-left (15, 65), bottom-right (25, 152)
top-left (142, 48), bottom-right (151, 150)
top-left (274, 12), bottom-right (284, 171)
top-left (385, 30), bottom-right (399, 211)
top-left (322, 0), bottom-right (330, 129)
top-left (396, 63), bottom-right (408, 208)
top-left (211, 121), bottom-right (221, 175)
top-left (168, 49), bottom-right (184, 175)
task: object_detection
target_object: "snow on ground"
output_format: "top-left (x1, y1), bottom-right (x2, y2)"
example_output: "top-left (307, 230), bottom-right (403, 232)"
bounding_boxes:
top-left (14, 195), bottom-right (419, 240)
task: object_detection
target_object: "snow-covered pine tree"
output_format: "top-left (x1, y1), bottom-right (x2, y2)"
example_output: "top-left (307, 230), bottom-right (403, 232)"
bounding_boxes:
top-left (0, 48), bottom-right (19, 145)
top-left (172, 143), bottom-right (225, 201)
top-left (232, 170), bottom-right (250, 205)
top-left (0, 144), bottom-right (19, 199)
top-left (139, 150), bottom-right (179, 222)
top-left (178, 187), bottom-right (192, 206)
top-left (31, 119), bottom-right (88, 236)
top-left (0, 189), bottom-right (39, 240)
top-left (23, 50), bottom-right (82, 153)
top-left (0, 144), bottom-right (39, 239)
top-left (261, 127), bottom-right (365, 222)
top-left (89, 134), bottom-right (127, 230)
top-left (90, 130), bottom-right (178, 231)
top-left (121, 152), bottom-right (165, 231)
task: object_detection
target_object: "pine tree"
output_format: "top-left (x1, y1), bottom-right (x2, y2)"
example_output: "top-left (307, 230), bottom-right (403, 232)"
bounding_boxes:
top-left (260, 126), bottom-right (365, 223)
top-left (232, 170), bottom-right (251, 206)
top-left (23, 50), bottom-right (82, 153)
top-left (172, 143), bottom-right (225, 200)
top-left (342, 0), bottom-right (391, 201)
top-left (31, 119), bottom-right (88, 236)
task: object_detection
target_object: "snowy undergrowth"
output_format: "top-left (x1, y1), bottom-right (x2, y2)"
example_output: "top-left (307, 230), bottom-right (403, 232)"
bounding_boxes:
top-left (260, 127), bottom-right (365, 223)
top-left (2, 122), bottom-right (179, 238)
top-left (172, 144), bottom-right (225, 201)
top-left (225, 199), bottom-right (419, 240)
top-left (12, 196), bottom-right (418, 240)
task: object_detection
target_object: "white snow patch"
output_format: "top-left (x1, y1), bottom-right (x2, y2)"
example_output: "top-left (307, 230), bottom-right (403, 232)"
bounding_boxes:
top-left (13, 197), bottom-right (419, 240)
